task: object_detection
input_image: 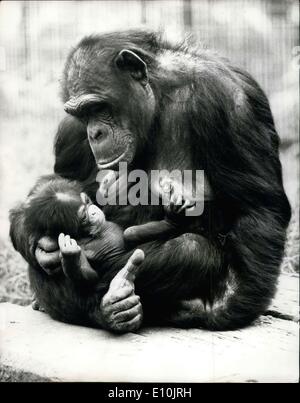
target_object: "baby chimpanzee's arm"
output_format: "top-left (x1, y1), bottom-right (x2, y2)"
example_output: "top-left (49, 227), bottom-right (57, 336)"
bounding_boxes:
top-left (58, 233), bottom-right (99, 284)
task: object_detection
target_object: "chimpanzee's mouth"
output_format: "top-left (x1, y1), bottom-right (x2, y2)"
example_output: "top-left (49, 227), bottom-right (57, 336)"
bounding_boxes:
top-left (96, 147), bottom-right (129, 169)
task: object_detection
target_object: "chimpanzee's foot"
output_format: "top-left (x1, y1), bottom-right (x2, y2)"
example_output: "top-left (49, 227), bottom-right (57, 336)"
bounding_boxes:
top-left (167, 299), bottom-right (205, 326)
top-left (31, 295), bottom-right (45, 312)
top-left (92, 249), bottom-right (144, 333)
top-left (58, 233), bottom-right (99, 284)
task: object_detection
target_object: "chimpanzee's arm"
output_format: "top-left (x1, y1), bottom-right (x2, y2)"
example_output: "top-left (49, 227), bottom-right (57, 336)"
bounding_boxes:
top-left (58, 233), bottom-right (99, 285)
top-left (9, 174), bottom-right (60, 268)
top-left (85, 230), bottom-right (225, 331)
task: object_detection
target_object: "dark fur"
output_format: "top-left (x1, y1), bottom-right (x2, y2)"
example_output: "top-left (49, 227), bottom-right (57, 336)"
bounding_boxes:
top-left (23, 177), bottom-right (88, 239)
top-left (10, 30), bottom-right (291, 330)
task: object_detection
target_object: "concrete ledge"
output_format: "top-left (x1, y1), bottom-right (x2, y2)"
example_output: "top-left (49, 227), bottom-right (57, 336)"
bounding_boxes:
top-left (0, 365), bottom-right (50, 382)
top-left (0, 274), bottom-right (299, 383)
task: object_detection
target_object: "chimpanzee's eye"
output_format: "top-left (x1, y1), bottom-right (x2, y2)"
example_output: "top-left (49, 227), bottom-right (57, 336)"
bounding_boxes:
top-left (87, 103), bottom-right (113, 120)
top-left (77, 103), bottom-right (113, 124)
top-left (96, 104), bottom-right (113, 120)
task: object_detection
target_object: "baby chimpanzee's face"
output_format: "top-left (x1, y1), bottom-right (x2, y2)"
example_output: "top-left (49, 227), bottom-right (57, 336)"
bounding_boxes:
top-left (78, 192), bottom-right (106, 232)
top-left (86, 204), bottom-right (105, 226)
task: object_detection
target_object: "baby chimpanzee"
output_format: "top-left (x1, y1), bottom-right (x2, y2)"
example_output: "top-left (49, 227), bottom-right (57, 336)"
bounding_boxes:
top-left (23, 176), bottom-right (145, 288)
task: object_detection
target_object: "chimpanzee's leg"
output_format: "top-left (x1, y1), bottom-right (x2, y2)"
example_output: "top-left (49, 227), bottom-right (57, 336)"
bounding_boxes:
top-left (91, 233), bottom-right (225, 331)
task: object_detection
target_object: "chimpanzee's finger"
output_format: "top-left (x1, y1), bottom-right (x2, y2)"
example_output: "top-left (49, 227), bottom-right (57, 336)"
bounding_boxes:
top-left (109, 249), bottom-right (144, 290)
top-left (102, 286), bottom-right (133, 305)
top-left (98, 170), bottom-right (119, 197)
top-left (113, 303), bottom-right (142, 323)
top-left (32, 299), bottom-right (40, 311)
top-left (178, 199), bottom-right (196, 214)
top-left (65, 235), bottom-right (71, 246)
top-left (37, 236), bottom-right (58, 252)
top-left (105, 295), bottom-right (140, 314)
top-left (124, 220), bottom-right (177, 243)
top-left (70, 239), bottom-right (81, 252)
top-left (58, 233), bottom-right (65, 250)
top-left (70, 238), bottom-right (76, 247)
top-left (160, 177), bottom-right (173, 193)
top-left (114, 314), bottom-right (143, 333)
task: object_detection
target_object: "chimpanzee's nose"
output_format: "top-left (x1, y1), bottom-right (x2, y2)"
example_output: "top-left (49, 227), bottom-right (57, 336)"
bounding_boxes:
top-left (89, 128), bottom-right (103, 141)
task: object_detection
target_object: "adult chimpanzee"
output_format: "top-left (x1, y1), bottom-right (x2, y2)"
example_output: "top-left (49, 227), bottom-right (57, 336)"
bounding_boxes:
top-left (10, 30), bottom-right (291, 333)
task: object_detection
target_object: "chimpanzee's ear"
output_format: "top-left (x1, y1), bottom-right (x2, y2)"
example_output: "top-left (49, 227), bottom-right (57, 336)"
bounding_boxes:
top-left (80, 192), bottom-right (92, 206)
top-left (115, 49), bottom-right (148, 86)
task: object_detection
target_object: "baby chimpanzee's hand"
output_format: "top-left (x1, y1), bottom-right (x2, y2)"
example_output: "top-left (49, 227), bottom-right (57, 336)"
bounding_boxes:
top-left (58, 233), bottom-right (82, 281)
top-left (58, 233), bottom-right (81, 256)
top-left (58, 233), bottom-right (99, 284)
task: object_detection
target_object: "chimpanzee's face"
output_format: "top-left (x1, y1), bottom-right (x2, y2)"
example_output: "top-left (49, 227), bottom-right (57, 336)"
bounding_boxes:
top-left (63, 46), bottom-right (156, 169)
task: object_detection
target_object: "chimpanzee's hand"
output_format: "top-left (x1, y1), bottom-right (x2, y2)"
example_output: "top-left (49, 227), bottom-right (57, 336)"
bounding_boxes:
top-left (35, 236), bottom-right (61, 275)
top-left (159, 177), bottom-right (196, 215)
top-left (95, 249), bottom-right (144, 333)
top-left (123, 177), bottom-right (198, 244)
top-left (123, 220), bottom-right (178, 243)
top-left (58, 233), bottom-right (81, 278)
top-left (58, 233), bottom-right (81, 256)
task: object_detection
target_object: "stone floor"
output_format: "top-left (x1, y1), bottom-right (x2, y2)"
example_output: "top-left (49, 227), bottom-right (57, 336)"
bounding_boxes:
top-left (0, 273), bottom-right (298, 382)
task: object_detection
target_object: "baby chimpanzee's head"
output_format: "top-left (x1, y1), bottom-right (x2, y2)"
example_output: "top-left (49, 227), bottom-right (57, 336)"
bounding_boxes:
top-left (24, 176), bottom-right (105, 239)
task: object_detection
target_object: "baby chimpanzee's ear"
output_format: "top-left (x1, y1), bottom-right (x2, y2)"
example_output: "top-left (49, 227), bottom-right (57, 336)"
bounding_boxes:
top-left (80, 192), bottom-right (92, 206)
